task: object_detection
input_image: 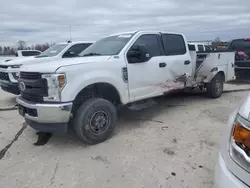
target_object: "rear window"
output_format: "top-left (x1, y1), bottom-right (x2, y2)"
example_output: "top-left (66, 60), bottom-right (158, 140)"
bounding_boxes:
top-left (198, 45), bottom-right (204, 52)
top-left (162, 34), bottom-right (186, 55)
top-left (228, 39), bottom-right (250, 50)
top-left (21, 51), bottom-right (41, 56)
top-left (205, 45), bottom-right (212, 51)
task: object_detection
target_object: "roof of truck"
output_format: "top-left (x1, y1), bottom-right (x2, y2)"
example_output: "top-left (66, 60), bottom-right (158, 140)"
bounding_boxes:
top-left (108, 30), bottom-right (185, 37)
top-left (17, 50), bottom-right (41, 52)
top-left (57, 41), bottom-right (95, 45)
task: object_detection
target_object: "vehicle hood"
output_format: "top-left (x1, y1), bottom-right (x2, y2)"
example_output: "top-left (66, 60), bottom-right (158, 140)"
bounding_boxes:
top-left (238, 92), bottom-right (250, 120)
top-left (20, 56), bottom-right (112, 73)
top-left (0, 56), bottom-right (36, 66)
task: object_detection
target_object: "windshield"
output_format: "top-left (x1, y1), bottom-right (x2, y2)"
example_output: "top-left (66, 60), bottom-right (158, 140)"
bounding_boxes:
top-left (228, 39), bottom-right (250, 51)
top-left (79, 33), bottom-right (134, 56)
top-left (36, 44), bottom-right (68, 58)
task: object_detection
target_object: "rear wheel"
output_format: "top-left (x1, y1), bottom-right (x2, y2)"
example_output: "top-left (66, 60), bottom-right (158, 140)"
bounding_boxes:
top-left (206, 73), bottom-right (224, 98)
top-left (73, 98), bottom-right (117, 145)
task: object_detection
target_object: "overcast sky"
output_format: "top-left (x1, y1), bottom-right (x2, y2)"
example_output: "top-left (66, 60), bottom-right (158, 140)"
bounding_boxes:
top-left (0, 0), bottom-right (250, 46)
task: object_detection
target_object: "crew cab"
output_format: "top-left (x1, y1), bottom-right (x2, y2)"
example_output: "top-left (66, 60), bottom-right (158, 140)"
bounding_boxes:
top-left (0, 41), bottom-right (93, 95)
top-left (215, 92), bottom-right (250, 188)
top-left (228, 38), bottom-right (250, 80)
top-left (16, 31), bottom-right (235, 144)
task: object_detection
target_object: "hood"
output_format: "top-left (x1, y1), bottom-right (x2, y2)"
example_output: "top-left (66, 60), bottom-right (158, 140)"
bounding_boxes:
top-left (238, 92), bottom-right (250, 121)
top-left (0, 56), bottom-right (36, 66)
top-left (20, 56), bottom-right (111, 73)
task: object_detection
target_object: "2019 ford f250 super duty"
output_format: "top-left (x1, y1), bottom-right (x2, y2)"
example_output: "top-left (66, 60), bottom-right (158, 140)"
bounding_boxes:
top-left (16, 31), bottom-right (235, 144)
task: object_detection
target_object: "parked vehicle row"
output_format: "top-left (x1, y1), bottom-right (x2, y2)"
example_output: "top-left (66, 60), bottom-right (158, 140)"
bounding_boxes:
top-left (14, 31), bottom-right (235, 145)
top-left (1, 31), bottom-right (248, 187)
top-left (0, 41), bottom-right (93, 94)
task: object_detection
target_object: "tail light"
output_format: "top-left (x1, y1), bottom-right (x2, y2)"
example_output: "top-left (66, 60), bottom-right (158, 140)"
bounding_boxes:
top-left (237, 51), bottom-right (248, 57)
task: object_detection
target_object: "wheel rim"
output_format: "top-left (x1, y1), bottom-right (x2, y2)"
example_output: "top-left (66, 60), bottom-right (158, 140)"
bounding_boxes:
top-left (215, 78), bottom-right (222, 94)
top-left (89, 110), bottom-right (109, 134)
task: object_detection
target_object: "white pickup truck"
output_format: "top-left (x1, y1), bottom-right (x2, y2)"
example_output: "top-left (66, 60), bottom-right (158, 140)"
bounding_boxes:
top-left (2, 50), bottom-right (42, 63)
top-left (16, 31), bottom-right (235, 144)
top-left (0, 41), bottom-right (93, 95)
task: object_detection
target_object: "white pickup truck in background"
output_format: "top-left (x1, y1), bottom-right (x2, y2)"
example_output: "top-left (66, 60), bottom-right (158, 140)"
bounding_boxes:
top-left (16, 31), bottom-right (235, 144)
top-left (0, 41), bottom-right (93, 95)
top-left (189, 42), bottom-right (213, 52)
top-left (3, 50), bottom-right (42, 63)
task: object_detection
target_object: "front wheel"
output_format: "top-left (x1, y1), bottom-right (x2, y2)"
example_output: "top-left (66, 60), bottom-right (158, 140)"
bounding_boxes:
top-left (206, 73), bottom-right (224, 98)
top-left (73, 98), bottom-right (117, 145)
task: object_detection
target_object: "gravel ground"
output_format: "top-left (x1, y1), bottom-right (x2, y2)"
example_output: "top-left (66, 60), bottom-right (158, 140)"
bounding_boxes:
top-left (0, 83), bottom-right (249, 188)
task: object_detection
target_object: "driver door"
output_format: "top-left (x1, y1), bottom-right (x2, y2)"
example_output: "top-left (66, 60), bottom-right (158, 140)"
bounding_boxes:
top-left (125, 34), bottom-right (167, 102)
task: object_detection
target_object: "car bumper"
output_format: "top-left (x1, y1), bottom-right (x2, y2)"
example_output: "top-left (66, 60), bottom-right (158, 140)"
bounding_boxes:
top-left (0, 81), bottom-right (20, 95)
top-left (16, 96), bottom-right (73, 133)
top-left (214, 154), bottom-right (249, 188)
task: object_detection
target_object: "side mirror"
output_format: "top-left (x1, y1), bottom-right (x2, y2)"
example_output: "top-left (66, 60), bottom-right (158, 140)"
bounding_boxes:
top-left (127, 44), bottom-right (149, 63)
top-left (63, 51), bottom-right (77, 58)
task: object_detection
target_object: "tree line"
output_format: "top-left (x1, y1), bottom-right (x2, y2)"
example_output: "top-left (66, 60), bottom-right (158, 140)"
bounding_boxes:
top-left (0, 40), bottom-right (54, 56)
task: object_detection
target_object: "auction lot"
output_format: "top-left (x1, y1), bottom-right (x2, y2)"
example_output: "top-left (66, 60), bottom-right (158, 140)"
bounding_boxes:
top-left (0, 83), bottom-right (249, 188)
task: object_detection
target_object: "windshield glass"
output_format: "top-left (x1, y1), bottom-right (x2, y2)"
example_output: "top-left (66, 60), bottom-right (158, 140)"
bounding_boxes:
top-left (79, 33), bottom-right (134, 56)
top-left (36, 44), bottom-right (68, 58)
top-left (228, 39), bottom-right (250, 50)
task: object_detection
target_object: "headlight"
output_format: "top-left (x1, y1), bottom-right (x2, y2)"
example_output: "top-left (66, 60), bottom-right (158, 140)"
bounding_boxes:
top-left (232, 115), bottom-right (250, 149)
top-left (12, 72), bottom-right (20, 80)
top-left (42, 73), bottom-right (66, 102)
top-left (10, 64), bottom-right (22, 68)
top-left (230, 114), bottom-right (250, 172)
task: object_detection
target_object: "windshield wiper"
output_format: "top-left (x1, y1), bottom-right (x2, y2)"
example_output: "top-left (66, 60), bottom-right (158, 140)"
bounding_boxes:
top-left (83, 53), bottom-right (102, 57)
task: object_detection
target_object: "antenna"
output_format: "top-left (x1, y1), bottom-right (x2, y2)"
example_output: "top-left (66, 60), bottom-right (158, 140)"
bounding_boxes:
top-left (69, 24), bottom-right (72, 41)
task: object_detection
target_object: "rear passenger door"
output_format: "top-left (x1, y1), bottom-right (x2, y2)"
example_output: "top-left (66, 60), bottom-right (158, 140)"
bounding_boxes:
top-left (160, 33), bottom-right (192, 92)
top-left (125, 33), bottom-right (167, 101)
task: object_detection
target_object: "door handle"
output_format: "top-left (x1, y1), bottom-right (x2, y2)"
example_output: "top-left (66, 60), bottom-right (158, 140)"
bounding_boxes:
top-left (184, 60), bottom-right (191, 65)
top-left (159, 62), bottom-right (166, 68)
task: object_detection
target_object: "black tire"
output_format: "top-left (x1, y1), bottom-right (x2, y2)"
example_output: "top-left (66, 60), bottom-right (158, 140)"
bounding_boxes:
top-left (73, 98), bottom-right (117, 145)
top-left (206, 73), bottom-right (224, 98)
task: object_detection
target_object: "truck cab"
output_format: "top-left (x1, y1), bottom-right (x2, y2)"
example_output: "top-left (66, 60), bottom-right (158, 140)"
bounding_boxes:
top-left (189, 42), bottom-right (213, 52)
top-left (16, 31), bottom-right (235, 144)
top-left (0, 41), bottom-right (93, 95)
top-left (15, 50), bottom-right (41, 58)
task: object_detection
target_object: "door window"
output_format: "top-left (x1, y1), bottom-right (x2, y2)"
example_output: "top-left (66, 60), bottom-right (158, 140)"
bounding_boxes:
top-left (162, 34), bottom-right (186, 55)
top-left (127, 34), bottom-right (161, 63)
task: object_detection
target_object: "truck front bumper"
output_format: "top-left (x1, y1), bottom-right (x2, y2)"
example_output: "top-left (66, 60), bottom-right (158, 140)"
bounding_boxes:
top-left (0, 81), bottom-right (20, 95)
top-left (214, 153), bottom-right (249, 188)
top-left (16, 96), bottom-right (73, 133)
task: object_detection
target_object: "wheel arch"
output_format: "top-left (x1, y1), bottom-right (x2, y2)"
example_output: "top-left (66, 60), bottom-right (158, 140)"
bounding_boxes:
top-left (71, 82), bottom-right (122, 116)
